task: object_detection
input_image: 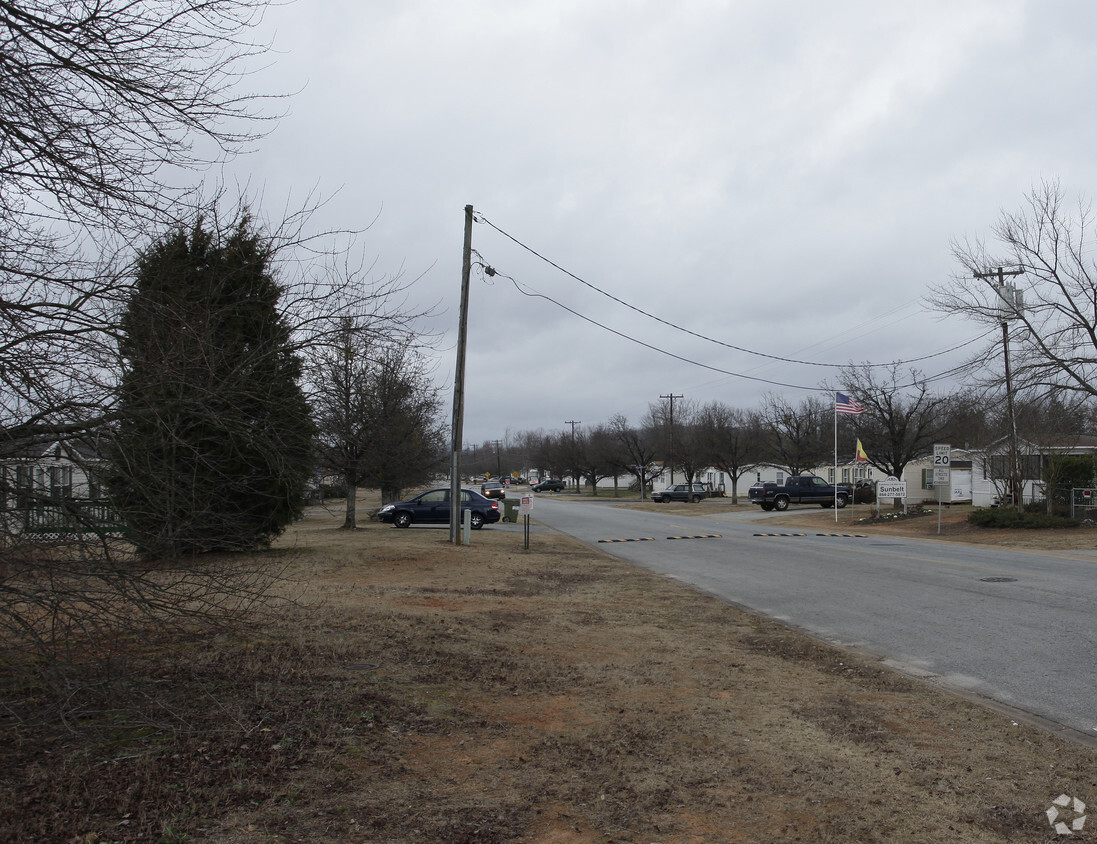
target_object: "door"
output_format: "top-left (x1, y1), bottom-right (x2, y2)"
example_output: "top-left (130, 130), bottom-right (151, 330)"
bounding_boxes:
top-left (413, 489), bottom-right (450, 523)
top-left (950, 469), bottom-right (972, 503)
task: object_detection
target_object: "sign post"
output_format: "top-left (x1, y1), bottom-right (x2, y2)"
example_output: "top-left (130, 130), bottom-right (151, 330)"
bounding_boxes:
top-left (519, 493), bottom-right (533, 550)
top-left (933, 444), bottom-right (950, 535)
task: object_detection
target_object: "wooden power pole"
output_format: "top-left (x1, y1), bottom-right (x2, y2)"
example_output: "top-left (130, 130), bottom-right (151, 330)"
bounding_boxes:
top-left (450, 205), bottom-right (474, 543)
top-left (975, 266), bottom-right (1024, 511)
top-left (660, 393), bottom-right (683, 485)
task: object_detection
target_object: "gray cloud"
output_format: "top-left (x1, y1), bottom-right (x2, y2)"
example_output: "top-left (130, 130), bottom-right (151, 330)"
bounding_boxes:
top-left (226, 0), bottom-right (1097, 443)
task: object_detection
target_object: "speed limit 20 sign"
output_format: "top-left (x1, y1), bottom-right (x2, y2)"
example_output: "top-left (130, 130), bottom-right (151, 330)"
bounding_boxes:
top-left (933, 444), bottom-right (951, 486)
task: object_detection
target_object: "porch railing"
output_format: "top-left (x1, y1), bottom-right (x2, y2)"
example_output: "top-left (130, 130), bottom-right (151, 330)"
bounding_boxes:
top-left (9, 499), bottom-right (127, 535)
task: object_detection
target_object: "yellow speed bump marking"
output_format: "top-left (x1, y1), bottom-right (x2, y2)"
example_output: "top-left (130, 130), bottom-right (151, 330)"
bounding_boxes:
top-left (667, 534), bottom-right (722, 540)
top-left (598, 537), bottom-right (656, 543)
top-left (816, 533), bottom-right (869, 538)
top-left (753, 533), bottom-right (807, 537)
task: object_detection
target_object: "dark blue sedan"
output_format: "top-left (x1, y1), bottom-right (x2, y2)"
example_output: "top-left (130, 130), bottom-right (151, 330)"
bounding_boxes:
top-left (377, 487), bottom-right (501, 529)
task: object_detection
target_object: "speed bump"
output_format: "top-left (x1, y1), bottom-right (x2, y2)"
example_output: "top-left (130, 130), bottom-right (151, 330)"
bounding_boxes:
top-left (753, 533), bottom-right (807, 537)
top-left (598, 537), bottom-right (655, 543)
top-left (816, 533), bottom-right (869, 538)
top-left (667, 534), bottom-right (722, 541)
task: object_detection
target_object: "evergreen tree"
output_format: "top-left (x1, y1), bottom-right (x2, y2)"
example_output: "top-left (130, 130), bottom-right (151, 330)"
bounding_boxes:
top-left (311, 327), bottom-right (445, 524)
top-left (108, 216), bottom-right (314, 556)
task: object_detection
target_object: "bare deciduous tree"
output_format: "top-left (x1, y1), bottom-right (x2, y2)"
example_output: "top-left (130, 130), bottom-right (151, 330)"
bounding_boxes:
top-left (934, 180), bottom-right (1097, 402)
top-left (759, 394), bottom-right (829, 476)
top-left (1, 0), bottom-right (274, 229)
top-left (572, 424), bottom-right (620, 496)
top-left (835, 365), bottom-right (954, 508)
top-left (608, 414), bottom-right (661, 497)
top-left (1, 0), bottom-right (280, 442)
top-left (696, 402), bottom-right (760, 503)
top-left (309, 325), bottom-right (446, 526)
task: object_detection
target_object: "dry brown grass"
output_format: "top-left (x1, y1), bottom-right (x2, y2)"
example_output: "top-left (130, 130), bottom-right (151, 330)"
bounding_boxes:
top-left (1, 494), bottom-right (1095, 842)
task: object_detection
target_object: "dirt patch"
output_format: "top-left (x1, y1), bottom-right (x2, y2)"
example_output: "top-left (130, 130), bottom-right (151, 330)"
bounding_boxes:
top-left (2, 496), bottom-right (1096, 842)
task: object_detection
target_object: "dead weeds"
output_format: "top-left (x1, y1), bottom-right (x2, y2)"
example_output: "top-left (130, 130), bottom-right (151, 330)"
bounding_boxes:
top-left (0, 496), bottom-right (1095, 842)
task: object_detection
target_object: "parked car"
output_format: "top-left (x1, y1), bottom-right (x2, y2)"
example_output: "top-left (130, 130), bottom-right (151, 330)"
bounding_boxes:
top-left (480, 480), bottom-right (506, 499)
top-left (377, 488), bottom-right (501, 529)
top-left (651, 483), bottom-right (708, 503)
top-left (532, 478), bottom-right (565, 492)
top-left (853, 479), bottom-right (876, 504)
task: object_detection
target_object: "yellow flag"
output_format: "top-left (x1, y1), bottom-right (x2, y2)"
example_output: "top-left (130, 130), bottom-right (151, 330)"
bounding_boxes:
top-left (855, 439), bottom-right (869, 462)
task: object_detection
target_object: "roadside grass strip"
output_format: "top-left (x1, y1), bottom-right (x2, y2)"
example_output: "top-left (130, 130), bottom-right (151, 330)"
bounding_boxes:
top-left (667, 534), bottom-right (722, 541)
top-left (752, 532), bottom-right (808, 537)
top-left (598, 537), bottom-right (656, 543)
top-left (816, 533), bottom-right (869, 538)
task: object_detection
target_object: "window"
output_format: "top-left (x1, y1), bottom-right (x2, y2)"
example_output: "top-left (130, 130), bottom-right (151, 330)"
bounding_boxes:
top-left (921, 468), bottom-right (934, 489)
top-left (15, 465), bottom-right (33, 508)
top-left (841, 468), bottom-right (850, 483)
top-left (827, 468), bottom-right (835, 483)
top-left (50, 466), bottom-right (72, 500)
top-left (776, 471), bottom-right (784, 485)
top-left (988, 454), bottom-right (1043, 480)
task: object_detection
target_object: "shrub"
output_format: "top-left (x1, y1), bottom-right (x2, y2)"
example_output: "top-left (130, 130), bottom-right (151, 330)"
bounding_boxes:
top-left (968, 508), bottom-right (1080, 530)
top-left (1023, 499), bottom-right (1072, 518)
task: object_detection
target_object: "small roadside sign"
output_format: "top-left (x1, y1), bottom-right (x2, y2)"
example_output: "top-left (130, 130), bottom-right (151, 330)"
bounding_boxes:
top-left (877, 476), bottom-right (907, 499)
top-left (519, 493), bottom-right (533, 551)
top-left (933, 444), bottom-right (951, 486)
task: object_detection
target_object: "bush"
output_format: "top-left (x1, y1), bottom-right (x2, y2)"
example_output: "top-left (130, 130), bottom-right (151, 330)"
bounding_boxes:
top-left (1023, 499), bottom-right (1072, 518)
top-left (968, 508), bottom-right (1080, 530)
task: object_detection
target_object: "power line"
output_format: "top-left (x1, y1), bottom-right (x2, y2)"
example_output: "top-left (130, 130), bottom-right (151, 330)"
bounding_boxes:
top-left (476, 212), bottom-right (985, 371)
top-left (499, 272), bottom-right (828, 391)
top-left (496, 267), bottom-right (983, 393)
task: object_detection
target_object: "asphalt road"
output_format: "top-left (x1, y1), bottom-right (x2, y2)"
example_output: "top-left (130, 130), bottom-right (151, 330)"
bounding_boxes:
top-left (512, 495), bottom-right (1097, 741)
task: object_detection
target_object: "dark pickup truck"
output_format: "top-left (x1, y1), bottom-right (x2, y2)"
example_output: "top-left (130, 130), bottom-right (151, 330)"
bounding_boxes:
top-left (748, 475), bottom-right (852, 511)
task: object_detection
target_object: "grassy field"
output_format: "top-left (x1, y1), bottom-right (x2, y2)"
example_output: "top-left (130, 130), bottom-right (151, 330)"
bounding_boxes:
top-left (2, 493), bottom-right (1096, 842)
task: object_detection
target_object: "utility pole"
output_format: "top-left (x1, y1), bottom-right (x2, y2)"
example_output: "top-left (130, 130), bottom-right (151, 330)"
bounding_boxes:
top-left (660, 393), bottom-right (683, 485)
top-left (492, 439), bottom-right (502, 479)
top-left (975, 266), bottom-right (1024, 512)
top-left (450, 205), bottom-right (474, 544)
top-left (565, 421), bottom-right (581, 490)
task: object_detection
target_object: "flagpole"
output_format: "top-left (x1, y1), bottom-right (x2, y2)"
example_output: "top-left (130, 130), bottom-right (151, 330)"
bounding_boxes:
top-left (833, 393), bottom-right (839, 524)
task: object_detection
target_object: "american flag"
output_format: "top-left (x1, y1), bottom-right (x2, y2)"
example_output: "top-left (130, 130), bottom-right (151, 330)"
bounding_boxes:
top-left (835, 391), bottom-right (866, 415)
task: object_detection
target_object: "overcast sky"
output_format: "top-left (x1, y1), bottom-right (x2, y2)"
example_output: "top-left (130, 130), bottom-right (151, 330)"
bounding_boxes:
top-left (225, 1), bottom-right (1097, 445)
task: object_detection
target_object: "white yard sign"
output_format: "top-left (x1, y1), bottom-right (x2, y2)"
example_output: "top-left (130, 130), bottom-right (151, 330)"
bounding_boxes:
top-left (877, 476), bottom-right (907, 499)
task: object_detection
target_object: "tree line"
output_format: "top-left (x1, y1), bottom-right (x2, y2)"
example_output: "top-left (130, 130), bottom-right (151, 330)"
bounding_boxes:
top-left (466, 372), bottom-right (1097, 503)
